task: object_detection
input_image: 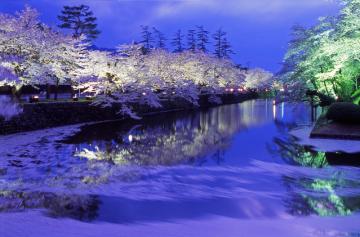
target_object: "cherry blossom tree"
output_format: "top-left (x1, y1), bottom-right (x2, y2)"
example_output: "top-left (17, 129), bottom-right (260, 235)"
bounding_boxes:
top-left (0, 6), bottom-right (90, 100)
top-left (245, 68), bottom-right (274, 90)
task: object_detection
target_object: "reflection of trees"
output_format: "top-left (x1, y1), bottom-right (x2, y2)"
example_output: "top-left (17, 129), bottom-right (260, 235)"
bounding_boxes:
top-left (271, 121), bottom-right (360, 217)
top-left (283, 174), bottom-right (360, 217)
top-left (0, 190), bottom-right (99, 221)
top-left (269, 134), bottom-right (328, 168)
top-left (74, 101), bottom-right (275, 166)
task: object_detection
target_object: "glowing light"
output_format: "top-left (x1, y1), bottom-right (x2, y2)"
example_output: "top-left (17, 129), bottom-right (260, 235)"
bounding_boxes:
top-left (273, 103), bottom-right (276, 119)
top-left (128, 135), bottom-right (133, 143)
top-left (142, 92), bottom-right (147, 96)
top-left (29, 95), bottom-right (39, 103)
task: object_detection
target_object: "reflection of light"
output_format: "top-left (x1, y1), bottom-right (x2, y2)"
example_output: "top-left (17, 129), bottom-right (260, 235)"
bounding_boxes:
top-left (281, 102), bottom-right (284, 119)
top-left (273, 104), bottom-right (276, 119)
top-left (128, 135), bottom-right (133, 143)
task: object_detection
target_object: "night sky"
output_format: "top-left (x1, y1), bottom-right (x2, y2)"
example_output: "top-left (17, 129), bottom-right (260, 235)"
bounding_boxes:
top-left (0, 0), bottom-right (339, 72)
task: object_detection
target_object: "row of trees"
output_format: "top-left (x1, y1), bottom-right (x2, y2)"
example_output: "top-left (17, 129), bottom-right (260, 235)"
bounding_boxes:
top-left (56, 5), bottom-right (234, 59)
top-left (0, 6), bottom-right (274, 118)
top-left (139, 26), bottom-right (234, 59)
top-left (279, 0), bottom-right (360, 103)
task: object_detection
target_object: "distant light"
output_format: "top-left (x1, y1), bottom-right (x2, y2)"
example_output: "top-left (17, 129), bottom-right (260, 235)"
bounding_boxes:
top-left (273, 100), bottom-right (276, 105)
top-left (30, 95), bottom-right (39, 103)
top-left (128, 135), bottom-right (133, 143)
top-left (172, 92), bottom-right (176, 95)
top-left (142, 92), bottom-right (147, 96)
top-left (280, 88), bottom-right (285, 92)
top-left (230, 88), bottom-right (234, 92)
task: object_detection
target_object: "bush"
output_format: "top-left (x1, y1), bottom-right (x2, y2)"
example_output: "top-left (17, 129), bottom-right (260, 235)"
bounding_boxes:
top-left (326, 102), bottom-right (360, 124)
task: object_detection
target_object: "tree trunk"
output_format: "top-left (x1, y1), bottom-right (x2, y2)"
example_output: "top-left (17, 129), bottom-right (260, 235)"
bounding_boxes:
top-left (46, 84), bottom-right (51, 100)
top-left (54, 80), bottom-right (59, 100)
top-left (323, 81), bottom-right (330, 96)
top-left (11, 86), bottom-right (21, 103)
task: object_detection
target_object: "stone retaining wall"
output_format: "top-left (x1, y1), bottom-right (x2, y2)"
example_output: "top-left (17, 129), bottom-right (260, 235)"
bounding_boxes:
top-left (0, 93), bottom-right (257, 135)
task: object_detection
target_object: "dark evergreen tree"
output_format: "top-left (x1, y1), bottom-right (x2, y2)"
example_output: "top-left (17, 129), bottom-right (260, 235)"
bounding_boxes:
top-left (213, 28), bottom-right (234, 58)
top-left (171, 30), bottom-right (185, 53)
top-left (152, 27), bottom-right (167, 49)
top-left (222, 37), bottom-right (234, 58)
top-left (196, 25), bottom-right (209, 52)
top-left (187, 29), bottom-right (197, 52)
top-left (140, 25), bottom-right (153, 54)
top-left (213, 28), bottom-right (226, 58)
top-left (58, 5), bottom-right (100, 41)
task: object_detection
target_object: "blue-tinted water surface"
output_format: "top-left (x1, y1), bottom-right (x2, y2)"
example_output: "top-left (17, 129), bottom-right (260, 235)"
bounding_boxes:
top-left (0, 100), bottom-right (360, 234)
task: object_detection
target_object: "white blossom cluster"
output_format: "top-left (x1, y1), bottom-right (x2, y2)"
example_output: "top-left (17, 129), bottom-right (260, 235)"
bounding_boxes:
top-left (0, 6), bottom-right (273, 118)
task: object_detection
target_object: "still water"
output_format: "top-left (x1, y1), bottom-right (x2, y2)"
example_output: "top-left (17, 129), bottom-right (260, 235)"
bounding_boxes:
top-left (0, 100), bottom-right (360, 236)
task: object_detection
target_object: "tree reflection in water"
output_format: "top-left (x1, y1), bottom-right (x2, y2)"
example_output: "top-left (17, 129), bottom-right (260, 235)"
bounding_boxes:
top-left (271, 121), bottom-right (360, 217)
top-left (0, 190), bottom-right (100, 221)
top-left (71, 101), bottom-right (275, 166)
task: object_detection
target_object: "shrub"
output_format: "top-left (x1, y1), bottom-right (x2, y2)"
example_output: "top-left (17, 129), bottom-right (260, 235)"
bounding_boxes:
top-left (326, 102), bottom-right (360, 124)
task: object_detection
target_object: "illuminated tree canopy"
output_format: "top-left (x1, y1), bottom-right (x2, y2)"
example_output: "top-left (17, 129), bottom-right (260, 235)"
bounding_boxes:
top-left (0, 6), bottom-right (274, 117)
top-left (279, 0), bottom-right (360, 102)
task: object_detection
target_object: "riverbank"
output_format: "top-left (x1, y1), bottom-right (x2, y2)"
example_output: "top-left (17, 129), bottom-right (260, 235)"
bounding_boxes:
top-left (0, 93), bottom-right (257, 135)
top-left (310, 113), bottom-right (360, 140)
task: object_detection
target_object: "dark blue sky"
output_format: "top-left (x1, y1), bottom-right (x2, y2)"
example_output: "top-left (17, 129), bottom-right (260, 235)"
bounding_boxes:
top-left (0, 0), bottom-right (339, 72)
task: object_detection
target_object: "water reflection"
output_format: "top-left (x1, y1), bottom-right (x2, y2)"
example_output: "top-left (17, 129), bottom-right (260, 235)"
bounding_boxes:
top-left (268, 121), bottom-right (360, 217)
top-left (269, 134), bottom-right (328, 168)
top-left (0, 190), bottom-right (99, 221)
top-left (68, 101), bottom-right (280, 166)
top-left (283, 173), bottom-right (360, 217)
top-left (1, 100), bottom-right (360, 226)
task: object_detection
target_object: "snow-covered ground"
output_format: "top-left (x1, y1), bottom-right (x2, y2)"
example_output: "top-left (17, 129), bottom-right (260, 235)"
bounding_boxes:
top-left (1, 210), bottom-right (360, 237)
top-left (290, 126), bottom-right (360, 153)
